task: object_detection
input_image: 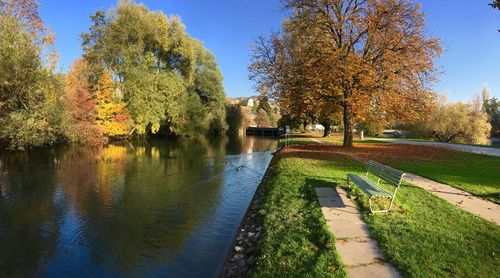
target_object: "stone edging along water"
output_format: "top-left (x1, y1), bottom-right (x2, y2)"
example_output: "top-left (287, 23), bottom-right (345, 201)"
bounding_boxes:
top-left (219, 151), bottom-right (279, 277)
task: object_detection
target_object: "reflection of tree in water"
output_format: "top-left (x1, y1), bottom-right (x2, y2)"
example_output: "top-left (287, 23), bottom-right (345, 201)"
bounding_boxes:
top-left (56, 138), bottom-right (227, 272)
top-left (114, 139), bottom-right (226, 271)
top-left (56, 145), bottom-right (108, 209)
top-left (0, 135), bottom-right (277, 275)
top-left (0, 150), bottom-right (61, 277)
top-left (226, 135), bottom-right (278, 154)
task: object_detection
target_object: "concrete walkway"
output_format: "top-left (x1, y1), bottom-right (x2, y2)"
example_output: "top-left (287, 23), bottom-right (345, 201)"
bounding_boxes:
top-left (373, 138), bottom-right (500, 157)
top-left (404, 173), bottom-right (500, 225)
top-left (315, 187), bottom-right (400, 278)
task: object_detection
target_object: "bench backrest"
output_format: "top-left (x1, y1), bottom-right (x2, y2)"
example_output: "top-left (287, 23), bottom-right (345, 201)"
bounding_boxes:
top-left (366, 160), bottom-right (405, 187)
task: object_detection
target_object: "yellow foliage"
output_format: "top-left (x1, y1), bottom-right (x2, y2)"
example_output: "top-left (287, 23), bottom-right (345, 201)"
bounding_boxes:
top-left (95, 71), bottom-right (131, 138)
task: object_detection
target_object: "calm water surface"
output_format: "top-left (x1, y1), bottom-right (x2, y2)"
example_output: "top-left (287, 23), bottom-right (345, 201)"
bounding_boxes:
top-left (0, 136), bottom-right (277, 277)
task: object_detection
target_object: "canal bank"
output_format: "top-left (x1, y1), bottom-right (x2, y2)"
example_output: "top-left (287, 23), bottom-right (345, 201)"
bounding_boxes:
top-left (229, 143), bottom-right (500, 277)
top-left (220, 155), bottom-right (276, 277)
top-left (220, 146), bottom-right (346, 277)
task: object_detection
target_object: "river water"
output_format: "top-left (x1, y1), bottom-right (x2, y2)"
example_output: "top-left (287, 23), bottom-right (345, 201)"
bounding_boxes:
top-left (0, 136), bottom-right (277, 277)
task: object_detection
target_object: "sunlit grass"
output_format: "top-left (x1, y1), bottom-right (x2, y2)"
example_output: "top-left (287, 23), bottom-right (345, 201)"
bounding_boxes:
top-left (251, 158), bottom-right (346, 277)
top-left (281, 135), bottom-right (500, 203)
top-left (384, 152), bottom-right (500, 204)
top-left (252, 153), bottom-right (500, 277)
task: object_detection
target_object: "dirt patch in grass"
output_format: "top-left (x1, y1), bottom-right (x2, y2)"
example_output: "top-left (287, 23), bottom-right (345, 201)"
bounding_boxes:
top-left (279, 142), bottom-right (451, 163)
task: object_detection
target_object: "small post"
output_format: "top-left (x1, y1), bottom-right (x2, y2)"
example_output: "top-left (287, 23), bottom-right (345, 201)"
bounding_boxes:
top-left (285, 125), bottom-right (290, 148)
top-left (360, 130), bottom-right (364, 140)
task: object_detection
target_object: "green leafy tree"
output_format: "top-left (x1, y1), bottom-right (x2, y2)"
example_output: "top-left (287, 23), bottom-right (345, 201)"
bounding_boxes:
top-left (225, 104), bottom-right (244, 134)
top-left (0, 14), bottom-right (42, 114)
top-left (481, 87), bottom-right (500, 137)
top-left (81, 1), bottom-right (226, 137)
top-left (189, 40), bottom-right (227, 134)
top-left (0, 8), bottom-right (62, 150)
top-left (82, 1), bottom-right (193, 136)
top-left (176, 93), bottom-right (209, 136)
top-left (483, 99), bottom-right (500, 137)
top-left (253, 97), bottom-right (279, 128)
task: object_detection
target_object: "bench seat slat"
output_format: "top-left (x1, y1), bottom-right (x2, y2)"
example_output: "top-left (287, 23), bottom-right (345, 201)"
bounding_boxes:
top-left (347, 174), bottom-right (392, 198)
top-left (366, 160), bottom-right (404, 186)
top-left (346, 161), bottom-right (405, 213)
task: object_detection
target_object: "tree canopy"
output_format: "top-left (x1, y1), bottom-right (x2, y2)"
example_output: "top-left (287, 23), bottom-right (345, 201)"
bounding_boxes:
top-left (81, 0), bottom-right (226, 137)
top-left (0, 0), bottom-right (227, 150)
top-left (250, 0), bottom-right (442, 146)
top-left (482, 87), bottom-right (500, 137)
top-left (0, 0), bottom-right (62, 149)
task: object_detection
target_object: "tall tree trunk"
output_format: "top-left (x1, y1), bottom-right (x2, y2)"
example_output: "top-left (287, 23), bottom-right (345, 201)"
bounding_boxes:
top-left (343, 104), bottom-right (353, 147)
top-left (321, 120), bottom-right (332, 137)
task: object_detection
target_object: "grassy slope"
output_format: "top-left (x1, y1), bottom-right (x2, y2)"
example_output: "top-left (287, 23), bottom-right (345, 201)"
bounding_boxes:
top-left (383, 151), bottom-right (500, 204)
top-left (253, 154), bottom-right (500, 277)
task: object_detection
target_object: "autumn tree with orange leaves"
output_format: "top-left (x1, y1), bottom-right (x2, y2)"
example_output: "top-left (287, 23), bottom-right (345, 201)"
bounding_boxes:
top-left (250, 0), bottom-right (442, 146)
top-left (62, 60), bottom-right (104, 145)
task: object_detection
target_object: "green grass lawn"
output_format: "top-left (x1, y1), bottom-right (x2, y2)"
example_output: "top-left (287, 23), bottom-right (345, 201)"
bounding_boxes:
top-left (252, 152), bottom-right (500, 277)
top-left (283, 137), bottom-right (499, 203)
top-left (251, 157), bottom-right (346, 277)
top-left (374, 137), bottom-right (500, 149)
top-left (383, 152), bottom-right (500, 204)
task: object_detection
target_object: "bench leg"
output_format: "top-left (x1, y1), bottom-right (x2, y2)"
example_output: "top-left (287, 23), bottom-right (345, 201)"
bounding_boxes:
top-left (387, 195), bottom-right (396, 212)
top-left (369, 196), bottom-right (393, 214)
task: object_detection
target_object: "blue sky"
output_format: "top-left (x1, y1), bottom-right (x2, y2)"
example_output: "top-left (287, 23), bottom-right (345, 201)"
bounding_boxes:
top-left (38, 0), bottom-right (499, 101)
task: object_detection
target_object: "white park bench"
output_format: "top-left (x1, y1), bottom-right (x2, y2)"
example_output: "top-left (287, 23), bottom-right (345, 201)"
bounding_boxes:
top-left (347, 160), bottom-right (405, 213)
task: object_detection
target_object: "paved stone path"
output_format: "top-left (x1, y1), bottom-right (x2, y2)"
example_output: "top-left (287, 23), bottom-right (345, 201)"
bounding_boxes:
top-left (404, 173), bottom-right (500, 225)
top-left (315, 187), bottom-right (400, 278)
top-left (373, 138), bottom-right (500, 157)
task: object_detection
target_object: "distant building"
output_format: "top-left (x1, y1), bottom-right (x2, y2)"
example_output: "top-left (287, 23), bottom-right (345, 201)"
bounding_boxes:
top-left (247, 98), bottom-right (255, 107)
top-left (226, 96), bottom-right (259, 107)
top-left (311, 124), bottom-right (325, 131)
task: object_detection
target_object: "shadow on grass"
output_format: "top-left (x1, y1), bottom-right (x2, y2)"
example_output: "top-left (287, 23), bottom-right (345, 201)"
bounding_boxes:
top-left (266, 148), bottom-right (500, 277)
top-left (307, 178), bottom-right (339, 188)
top-left (278, 142), bottom-right (500, 204)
